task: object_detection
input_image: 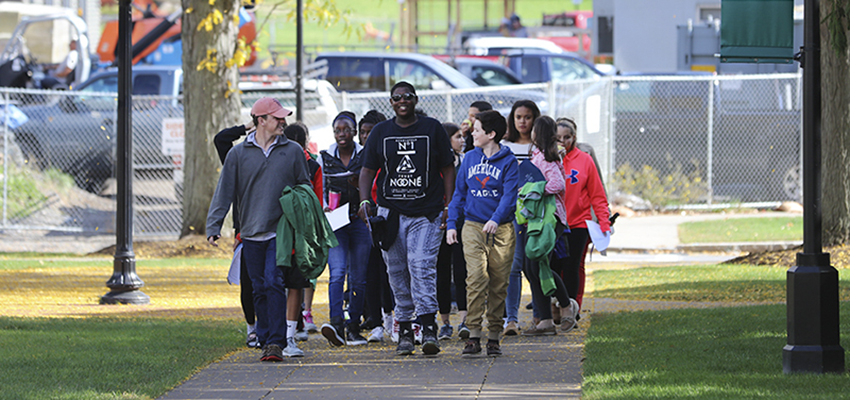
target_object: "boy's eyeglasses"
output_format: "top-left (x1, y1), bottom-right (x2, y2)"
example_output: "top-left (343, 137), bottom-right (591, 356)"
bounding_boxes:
top-left (391, 93), bottom-right (417, 102)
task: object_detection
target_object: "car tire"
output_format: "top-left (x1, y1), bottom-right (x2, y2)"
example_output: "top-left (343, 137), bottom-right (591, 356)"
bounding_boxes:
top-left (780, 161), bottom-right (802, 202)
top-left (75, 153), bottom-right (112, 195)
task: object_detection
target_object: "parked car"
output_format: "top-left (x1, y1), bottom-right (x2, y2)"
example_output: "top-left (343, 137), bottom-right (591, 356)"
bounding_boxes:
top-left (313, 51), bottom-right (478, 92)
top-left (13, 65), bottom-right (339, 193)
top-left (13, 66), bottom-right (182, 193)
top-left (436, 55), bottom-right (523, 86)
top-left (501, 49), bottom-right (604, 83)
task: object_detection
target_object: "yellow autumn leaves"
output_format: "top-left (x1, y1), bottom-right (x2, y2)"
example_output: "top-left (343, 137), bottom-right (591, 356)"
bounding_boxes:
top-left (194, 1), bottom-right (252, 75)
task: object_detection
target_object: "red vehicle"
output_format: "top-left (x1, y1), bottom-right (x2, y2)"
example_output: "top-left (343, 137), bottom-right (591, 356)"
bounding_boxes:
top-left (537, 11), bottom-right (593, 56)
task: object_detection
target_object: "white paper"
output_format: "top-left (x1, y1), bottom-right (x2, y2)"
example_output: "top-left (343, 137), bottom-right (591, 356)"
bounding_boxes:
top-left (227, 242), bottom-right (242, 285)
top-left (326, 202), bottom-right (351, 231)
top-left (585, 219), bottom-right (611, 255)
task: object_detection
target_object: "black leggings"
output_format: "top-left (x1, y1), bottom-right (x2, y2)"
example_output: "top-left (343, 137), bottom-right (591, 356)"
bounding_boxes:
top-left (561, 228), bottom-right (589, 300)
top-left (436, 230), bottom-right (467, 315)
top-left (240, 249), bottom-right (255, 325)
top-left (523, 223), bottom-right (570, 320)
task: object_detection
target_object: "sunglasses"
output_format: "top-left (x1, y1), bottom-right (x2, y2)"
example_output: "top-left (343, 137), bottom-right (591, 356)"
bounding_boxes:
top-left (390, 93), bottom-right (417, 102)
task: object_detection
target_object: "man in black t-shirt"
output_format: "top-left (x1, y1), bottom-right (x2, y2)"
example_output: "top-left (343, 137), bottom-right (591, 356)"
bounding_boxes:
top-left (358, 82), bottom-right (455, 356)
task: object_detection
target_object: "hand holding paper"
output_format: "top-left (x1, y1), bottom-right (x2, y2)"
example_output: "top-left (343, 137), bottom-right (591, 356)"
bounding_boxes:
top-left (585, 220), bottom-right (611, 256)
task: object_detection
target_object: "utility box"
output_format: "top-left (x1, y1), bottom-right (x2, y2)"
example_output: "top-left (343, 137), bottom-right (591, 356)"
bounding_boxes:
top-left (678, 15), bottom-right (802, 74)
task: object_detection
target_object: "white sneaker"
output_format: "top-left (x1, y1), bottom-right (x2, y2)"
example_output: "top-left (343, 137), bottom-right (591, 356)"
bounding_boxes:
top-left (559, 298), bottom-right (579, 333)
top-left (412, 323), bottom-right (423, 345)
top-left (294, 329), bottom-right (309, 341)
top-left (383, 312), bottom-right (393, 337)
top-left (368, 326), bottom-right (384, 342)
top-left (282, 337), bottom-right (304, 357)
top-left (391, 318), bottom-right (400, 343)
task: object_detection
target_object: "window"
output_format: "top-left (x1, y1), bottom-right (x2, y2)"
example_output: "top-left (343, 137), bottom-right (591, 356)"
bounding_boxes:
top-left (388, 60), bottom-right (447, 91)
top-left (519, 57), bottom-right (544, 83)
top-left (78, 75), bottom-right (118, 92)
top-left (324, 57), bottom-right (383, 91)
top-left (470, 66), bottom-right (519, 86)
top-left (550, 57), bottom-right (596, 81)
top-left (133, 75), bottom-right (162, 95)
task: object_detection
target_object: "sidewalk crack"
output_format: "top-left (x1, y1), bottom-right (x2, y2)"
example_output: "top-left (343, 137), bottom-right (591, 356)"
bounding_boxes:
top-left (474, 357), bottom-right (497, 399)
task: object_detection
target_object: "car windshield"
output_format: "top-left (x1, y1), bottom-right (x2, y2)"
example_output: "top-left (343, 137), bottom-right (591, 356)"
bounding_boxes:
top-left (550, 57), bottom-right (597, 81)
top-left (470, 66), bottom-right (519, 86)
top-left (78, 74), bottom-right (163, 95)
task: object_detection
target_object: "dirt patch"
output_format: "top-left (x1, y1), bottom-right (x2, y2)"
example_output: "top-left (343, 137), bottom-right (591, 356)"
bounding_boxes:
top-left (92, 234), bottom-right (233, 259)
top-left (726, 243), bottom-right (850, 268)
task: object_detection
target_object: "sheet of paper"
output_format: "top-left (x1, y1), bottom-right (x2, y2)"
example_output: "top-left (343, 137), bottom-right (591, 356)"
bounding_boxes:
top-left (227, 242), bottom-right (242, 285)
top-left (326, 202), bottom-right (351, 231)
top-left (585, 219), bottom-right (611, 255)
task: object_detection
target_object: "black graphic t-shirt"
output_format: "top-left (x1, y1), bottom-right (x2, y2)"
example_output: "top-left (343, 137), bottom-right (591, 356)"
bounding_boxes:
top-left (363, 116), bottom-right (454, 217)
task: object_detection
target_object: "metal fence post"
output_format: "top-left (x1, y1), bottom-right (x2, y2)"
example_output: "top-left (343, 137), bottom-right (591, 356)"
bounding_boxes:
top-left (605, 77), bottom-right (615, 186)
top-left (706, 78), bottom-right (715, 205)
top-left (548, 81), bottom-right (557, 117)
top-left (2, 90), bottom-right (8, 227)
top-left (445, 90), bottom-right (453, 123)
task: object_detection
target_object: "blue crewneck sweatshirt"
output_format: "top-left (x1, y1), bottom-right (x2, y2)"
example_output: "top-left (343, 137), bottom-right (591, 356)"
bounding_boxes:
top-left (447, 144), bottom-right (519, 230)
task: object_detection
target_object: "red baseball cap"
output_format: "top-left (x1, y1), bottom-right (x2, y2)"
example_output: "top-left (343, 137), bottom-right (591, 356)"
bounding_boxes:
top-left (251, 97), bottom-right (292, 118)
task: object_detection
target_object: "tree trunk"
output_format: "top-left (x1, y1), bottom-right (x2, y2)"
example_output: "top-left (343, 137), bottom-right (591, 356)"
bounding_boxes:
top-left (180, 0), bottom-right (242, 238)
top-left (820, 3), bottom-right (850, 246)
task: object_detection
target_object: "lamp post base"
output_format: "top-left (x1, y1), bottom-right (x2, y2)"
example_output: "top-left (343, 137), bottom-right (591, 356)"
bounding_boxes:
top-left (783, 344), bottom-right (845, 374)
top-left (100, 289), bottom-right (150, 305)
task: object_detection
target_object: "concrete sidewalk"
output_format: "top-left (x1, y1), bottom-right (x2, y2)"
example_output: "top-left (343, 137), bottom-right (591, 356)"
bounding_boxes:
top-left (158, 304), bottom-right (584, 400)
top-left (608, 211), bottom-right (802, 254)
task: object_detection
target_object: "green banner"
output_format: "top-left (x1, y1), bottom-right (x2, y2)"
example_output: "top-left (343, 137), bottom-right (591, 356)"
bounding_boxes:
top-left (720, 0), bottom-right (794, 63)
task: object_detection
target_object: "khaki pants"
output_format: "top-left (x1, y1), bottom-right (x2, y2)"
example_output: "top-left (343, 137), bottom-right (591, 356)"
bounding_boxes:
top-left (462, 220), bottom-right (516, 341)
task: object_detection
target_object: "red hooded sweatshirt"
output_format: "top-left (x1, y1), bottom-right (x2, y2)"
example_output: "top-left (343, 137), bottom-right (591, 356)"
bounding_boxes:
top-left (562, 148), bottom-right (610, 232)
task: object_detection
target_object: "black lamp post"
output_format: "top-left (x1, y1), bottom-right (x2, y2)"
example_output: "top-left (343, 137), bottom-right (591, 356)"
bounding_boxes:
top-left (101, 0), bottom-right (149, 305)
top-left (782, 0), bottom-right (843, 373)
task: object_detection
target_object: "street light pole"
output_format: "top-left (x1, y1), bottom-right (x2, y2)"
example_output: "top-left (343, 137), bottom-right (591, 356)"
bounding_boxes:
top-left (101, 0), bottom-right (149, 305)
top-left (782, 0), bottom-right (843, 373)
top-left (295, 0), bottom-right (303, 122)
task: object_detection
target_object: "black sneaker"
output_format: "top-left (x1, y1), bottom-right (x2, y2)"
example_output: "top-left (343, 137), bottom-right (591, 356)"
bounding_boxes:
top-left (396, 332), bottom-right (415, 356)
top-left (462, 339), bottom-right (482, 356)
top-left (321, 322), bottom-right (345, 347)
top-left (421, 324), bottom-right (440, 355)
top-left (260, 344), bottom-right (284, 362)
top-left (486, 340), bottom-right (502, 357)
top-left (346, 326), bottom-right (368, 346)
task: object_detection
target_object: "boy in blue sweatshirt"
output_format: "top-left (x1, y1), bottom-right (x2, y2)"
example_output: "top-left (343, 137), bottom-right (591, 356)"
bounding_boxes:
top-left (446, 109), bottom-right (519, 357)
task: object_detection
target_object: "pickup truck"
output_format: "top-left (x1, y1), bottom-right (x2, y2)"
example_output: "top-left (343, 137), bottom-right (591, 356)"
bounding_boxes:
top-left (13, 66), bottom-right (182, 193)
top-left (612, 74), bottom-right (801, 202)
top-left (12, 65), bottom-right (338, 193)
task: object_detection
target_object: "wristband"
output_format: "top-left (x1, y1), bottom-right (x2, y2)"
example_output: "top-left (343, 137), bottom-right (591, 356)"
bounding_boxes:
top-left (360, 199), bottom-right (371, 208)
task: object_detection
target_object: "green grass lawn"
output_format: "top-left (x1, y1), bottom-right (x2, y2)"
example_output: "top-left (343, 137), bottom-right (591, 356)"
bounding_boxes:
top-left (583, 304), bottom-right (850, 400)
top-left (678, 216), bottom-right (803, 244)
top-left (585, 264), bottom-right (850, 400)
top-left (591, 264), bottom-right (850, 303)
top-left (0, 317), bottom-right (241, 400)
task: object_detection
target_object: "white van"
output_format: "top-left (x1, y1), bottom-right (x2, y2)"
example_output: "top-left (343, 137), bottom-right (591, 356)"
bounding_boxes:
top-left (463, 37), bottom-right (565, 56)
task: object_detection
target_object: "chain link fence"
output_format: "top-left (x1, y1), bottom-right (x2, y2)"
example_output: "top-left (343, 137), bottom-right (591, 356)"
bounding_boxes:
top-left (1, 72), bottom-right (802, 236)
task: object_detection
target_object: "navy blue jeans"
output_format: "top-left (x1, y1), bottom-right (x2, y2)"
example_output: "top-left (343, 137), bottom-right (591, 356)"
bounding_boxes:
top-left (328, 218), bottom-right (371, 324)
top-left (242, 238), bottom-right (287, 347)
